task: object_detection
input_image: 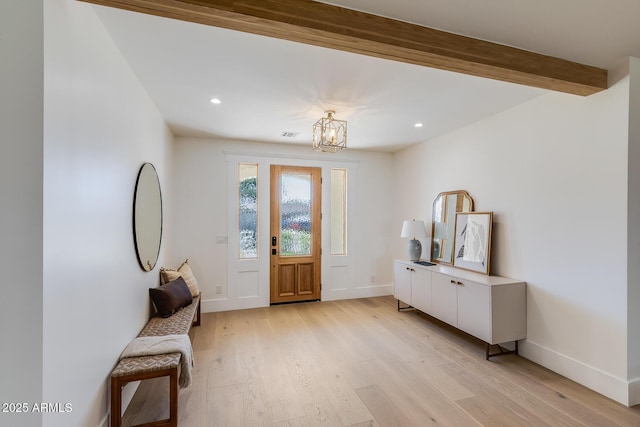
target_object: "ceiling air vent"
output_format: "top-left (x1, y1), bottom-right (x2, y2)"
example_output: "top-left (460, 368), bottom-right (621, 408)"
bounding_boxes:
top-left (281, 131), bottom-right (299, 138)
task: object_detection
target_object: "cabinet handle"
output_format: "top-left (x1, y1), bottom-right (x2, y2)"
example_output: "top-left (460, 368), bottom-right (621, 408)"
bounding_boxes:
top-left (406, 267), bottom-right (410, 271)
top-left (450, 280), bottom-right (456, 284)
top-left (457, 281), bottom-right (463, 285)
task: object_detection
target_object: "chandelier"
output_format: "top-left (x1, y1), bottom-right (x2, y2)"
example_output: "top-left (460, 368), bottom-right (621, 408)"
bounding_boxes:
top-left (312, 110), bottom-right (347, 152)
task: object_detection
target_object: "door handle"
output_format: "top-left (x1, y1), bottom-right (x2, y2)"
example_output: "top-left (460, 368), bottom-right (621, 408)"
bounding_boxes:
top-left (272, 236), bottom-right (277, 246)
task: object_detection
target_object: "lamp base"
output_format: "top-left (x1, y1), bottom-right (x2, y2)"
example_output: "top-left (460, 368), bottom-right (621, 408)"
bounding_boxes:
top-left (407, 239), bottom-right (422, 262)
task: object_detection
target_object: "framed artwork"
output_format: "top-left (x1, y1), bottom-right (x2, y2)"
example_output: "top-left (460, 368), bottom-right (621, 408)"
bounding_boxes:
top-left (453, 212), bottom-right (493, 275)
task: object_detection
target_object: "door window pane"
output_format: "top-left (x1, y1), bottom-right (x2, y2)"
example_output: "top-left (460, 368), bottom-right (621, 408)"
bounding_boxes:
top-left (239, 164), bottom-right (257, 259)
top-left (331, 169), bottom-right (347, 255)
top-left (280, 172), bottom-right (311, 256)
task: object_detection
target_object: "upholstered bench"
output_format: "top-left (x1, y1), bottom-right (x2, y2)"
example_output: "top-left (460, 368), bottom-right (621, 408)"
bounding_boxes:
top-left (110, 293), bottom-right (201, 427)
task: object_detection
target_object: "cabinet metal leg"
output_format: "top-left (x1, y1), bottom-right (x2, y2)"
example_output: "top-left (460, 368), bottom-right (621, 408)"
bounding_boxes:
top-left (397, 299), bottom-right (414, 312)
top-left (486, 341), bottom-right (518, 360)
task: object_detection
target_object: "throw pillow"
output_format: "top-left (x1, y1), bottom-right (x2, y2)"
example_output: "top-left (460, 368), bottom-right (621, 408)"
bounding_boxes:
top-left (149, 276), bottom-right (193, 317)
top-left (160, 259), bottom-right (200, 297)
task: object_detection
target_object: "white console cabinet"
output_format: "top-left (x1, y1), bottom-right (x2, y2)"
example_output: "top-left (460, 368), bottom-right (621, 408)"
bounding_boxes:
top-left (393, 261), bottom-right (431, 313)
top-left (393, 259), bottom-right (526, 359)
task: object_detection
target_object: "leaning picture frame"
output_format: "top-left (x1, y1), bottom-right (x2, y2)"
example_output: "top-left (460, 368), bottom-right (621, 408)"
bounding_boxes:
top-left (453, 212), bottom-right (493, 275)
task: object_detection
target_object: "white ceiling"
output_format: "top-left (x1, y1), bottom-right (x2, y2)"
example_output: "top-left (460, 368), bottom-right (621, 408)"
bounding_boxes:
top-left (93, 1), bottom-right (640, 152)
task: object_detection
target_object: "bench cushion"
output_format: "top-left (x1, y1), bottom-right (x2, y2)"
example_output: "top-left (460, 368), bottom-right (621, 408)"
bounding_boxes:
top-left (140, 294), bottom-right (200, 337)
top-left (111, 352), bottom-right (181, 377)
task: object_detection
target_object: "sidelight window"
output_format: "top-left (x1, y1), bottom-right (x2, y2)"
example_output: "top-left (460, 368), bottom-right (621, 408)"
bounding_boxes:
top-left (330, 168), bottom-right (347, 255)
top-left (239, 163), bottom-right (258, 259)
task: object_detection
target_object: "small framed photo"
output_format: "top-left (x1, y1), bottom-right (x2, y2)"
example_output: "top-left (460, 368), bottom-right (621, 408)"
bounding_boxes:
top-left (453, 212), bottom-right (493, 275)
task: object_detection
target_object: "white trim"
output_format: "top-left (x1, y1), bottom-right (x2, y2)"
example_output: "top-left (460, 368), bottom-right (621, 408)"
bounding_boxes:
top-left (520, 339), bottom-right (632, 406)
top-left (220, 153), bottom-right (360, 312)
top-left (629, 377), bottom-right (640, 406)
top-left (202, 296), bottom-right (268, 313)
top-left (224, 150), bottom-right (361, 165)
top-left (322, 283), bottom-right (393, 301)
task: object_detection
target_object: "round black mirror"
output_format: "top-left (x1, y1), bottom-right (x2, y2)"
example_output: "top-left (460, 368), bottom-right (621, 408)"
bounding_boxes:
top-left (133, 163), bottom-right (162, 271)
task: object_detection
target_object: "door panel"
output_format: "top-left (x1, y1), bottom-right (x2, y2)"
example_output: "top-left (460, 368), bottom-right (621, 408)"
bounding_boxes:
top-left (278, 263), bottom-right (296, 297)
top-left (431, 272), bottom-right (458, 326)
top-left (393, 261), bottom-right (412, 305)
top-left (297, 262), bottom-right (315, 295)
top-left (457, 279), bottom-right (490, 342)
top-left (411, 267), bottom-right (431, 314)
top-left (270, 165), bottom-right (321, 303)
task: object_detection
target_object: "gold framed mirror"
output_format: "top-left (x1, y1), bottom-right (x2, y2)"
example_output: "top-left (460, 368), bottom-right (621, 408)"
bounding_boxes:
top-left (133, 163), bottom-right (163, 271)
top-left (430, 190), bottom-right (474, 265)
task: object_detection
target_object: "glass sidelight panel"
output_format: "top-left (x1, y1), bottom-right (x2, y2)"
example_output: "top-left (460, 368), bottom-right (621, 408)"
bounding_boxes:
top-left (239, 163), bottom-right (258, 259)
top-left (330, 169), bottom-right (347, 255)
top-left (280, 172), bottom-right (312, 256)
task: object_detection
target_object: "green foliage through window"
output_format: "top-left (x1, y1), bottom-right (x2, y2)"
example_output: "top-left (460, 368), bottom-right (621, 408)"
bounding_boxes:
top-left (239, 165), bottom-right (257, 258)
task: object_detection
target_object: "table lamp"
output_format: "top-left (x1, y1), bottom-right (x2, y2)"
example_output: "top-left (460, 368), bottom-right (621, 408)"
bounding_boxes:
top-left (401, 219), bottom-right (427, 262)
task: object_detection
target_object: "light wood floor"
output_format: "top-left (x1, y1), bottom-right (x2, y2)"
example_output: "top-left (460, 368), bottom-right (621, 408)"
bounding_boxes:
top-left (122, 296), bottom-right (640, 426)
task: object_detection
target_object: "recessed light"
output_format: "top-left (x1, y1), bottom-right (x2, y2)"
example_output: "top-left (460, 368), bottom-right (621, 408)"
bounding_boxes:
top-left (210, 98), bottom-right (221, 104)
top-left (414, 123), bottom-right (423, 128)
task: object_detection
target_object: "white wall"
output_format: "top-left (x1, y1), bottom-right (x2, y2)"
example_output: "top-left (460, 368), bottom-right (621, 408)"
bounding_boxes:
top-left (628, 57), bottom-right (640, 404)
top-left (0, 1), bottom-right (44, 427)
top-left (43, 1), bottom-right (174, 426)
top-left (394, 66), bottom-right (635, 405)
top-left (171, 138), bottom-right (394, 312)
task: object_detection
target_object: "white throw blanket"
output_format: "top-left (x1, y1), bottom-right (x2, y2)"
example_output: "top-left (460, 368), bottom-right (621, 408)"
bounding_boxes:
top-left (120, 334), bottom-right (194, 388)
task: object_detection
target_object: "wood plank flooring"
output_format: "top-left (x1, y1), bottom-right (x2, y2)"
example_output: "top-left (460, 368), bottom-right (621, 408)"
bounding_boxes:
top-left (121, 296), bottom-right (640, 426)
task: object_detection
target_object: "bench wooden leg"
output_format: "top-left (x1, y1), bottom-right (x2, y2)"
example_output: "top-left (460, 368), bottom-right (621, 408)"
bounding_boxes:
top-left (110, 366), bottom-right (179, 427)
top-left (110, 376), bottom-right (122, 427)
top-left (168, 366), bottom-right (178, 426)
top-left (192, 296), bottom-right (201, 327)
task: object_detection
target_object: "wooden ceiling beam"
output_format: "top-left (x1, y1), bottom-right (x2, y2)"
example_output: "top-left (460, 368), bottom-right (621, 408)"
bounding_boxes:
top-left (80, 0), bottom-right (608, 96)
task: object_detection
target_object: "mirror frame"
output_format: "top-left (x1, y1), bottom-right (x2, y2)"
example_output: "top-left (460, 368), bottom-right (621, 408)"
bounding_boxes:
top-left (133, 162), bottom-right (163, 272)
top-left (430, 190), bottom-right (474, 265)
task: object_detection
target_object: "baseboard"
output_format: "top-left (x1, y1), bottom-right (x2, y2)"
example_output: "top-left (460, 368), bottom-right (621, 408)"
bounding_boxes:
top-left (100, 379), bottom-right (140, 427)
top-left (202, 296), bottom-right (269, 313)
top-left (629, 377), bottom-right (640, 406)
top-left (520, 339), bottom-right (631, 406)
top-left (322, 283), bottom-right (393, 301)
top-left (202, 284), bottom-right (393, 312)
top-left (98, 412), bottom-right (109, 427)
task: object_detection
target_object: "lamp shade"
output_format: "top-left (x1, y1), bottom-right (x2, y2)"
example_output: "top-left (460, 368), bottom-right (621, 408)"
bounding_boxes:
top-left (400, 220), bottom-right (427, 239)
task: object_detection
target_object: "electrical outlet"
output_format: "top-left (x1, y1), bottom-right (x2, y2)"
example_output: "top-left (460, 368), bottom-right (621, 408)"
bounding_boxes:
top-left (215, 285), bottom-right (223, 294)
top-left (370, 275), bottom-right (375, 283)
top-left (216, 236), bottom-right (228, 244)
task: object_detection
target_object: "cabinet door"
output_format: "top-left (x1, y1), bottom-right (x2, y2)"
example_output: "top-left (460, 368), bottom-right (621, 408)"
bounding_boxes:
top-left (430, 272), bottom-right (458, 326)
top-left (457, 279), bottom-right (491, 343)
top-left (411, 267), bottom-right (431, 313)
top-left (393, 262), bottom-right (412, 305)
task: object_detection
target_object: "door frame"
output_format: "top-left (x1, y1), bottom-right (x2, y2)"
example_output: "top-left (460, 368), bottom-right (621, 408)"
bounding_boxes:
top-left (270, 165), bottom-right (322, 304)
top-left (218, 153), bottom-right (359, 313)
